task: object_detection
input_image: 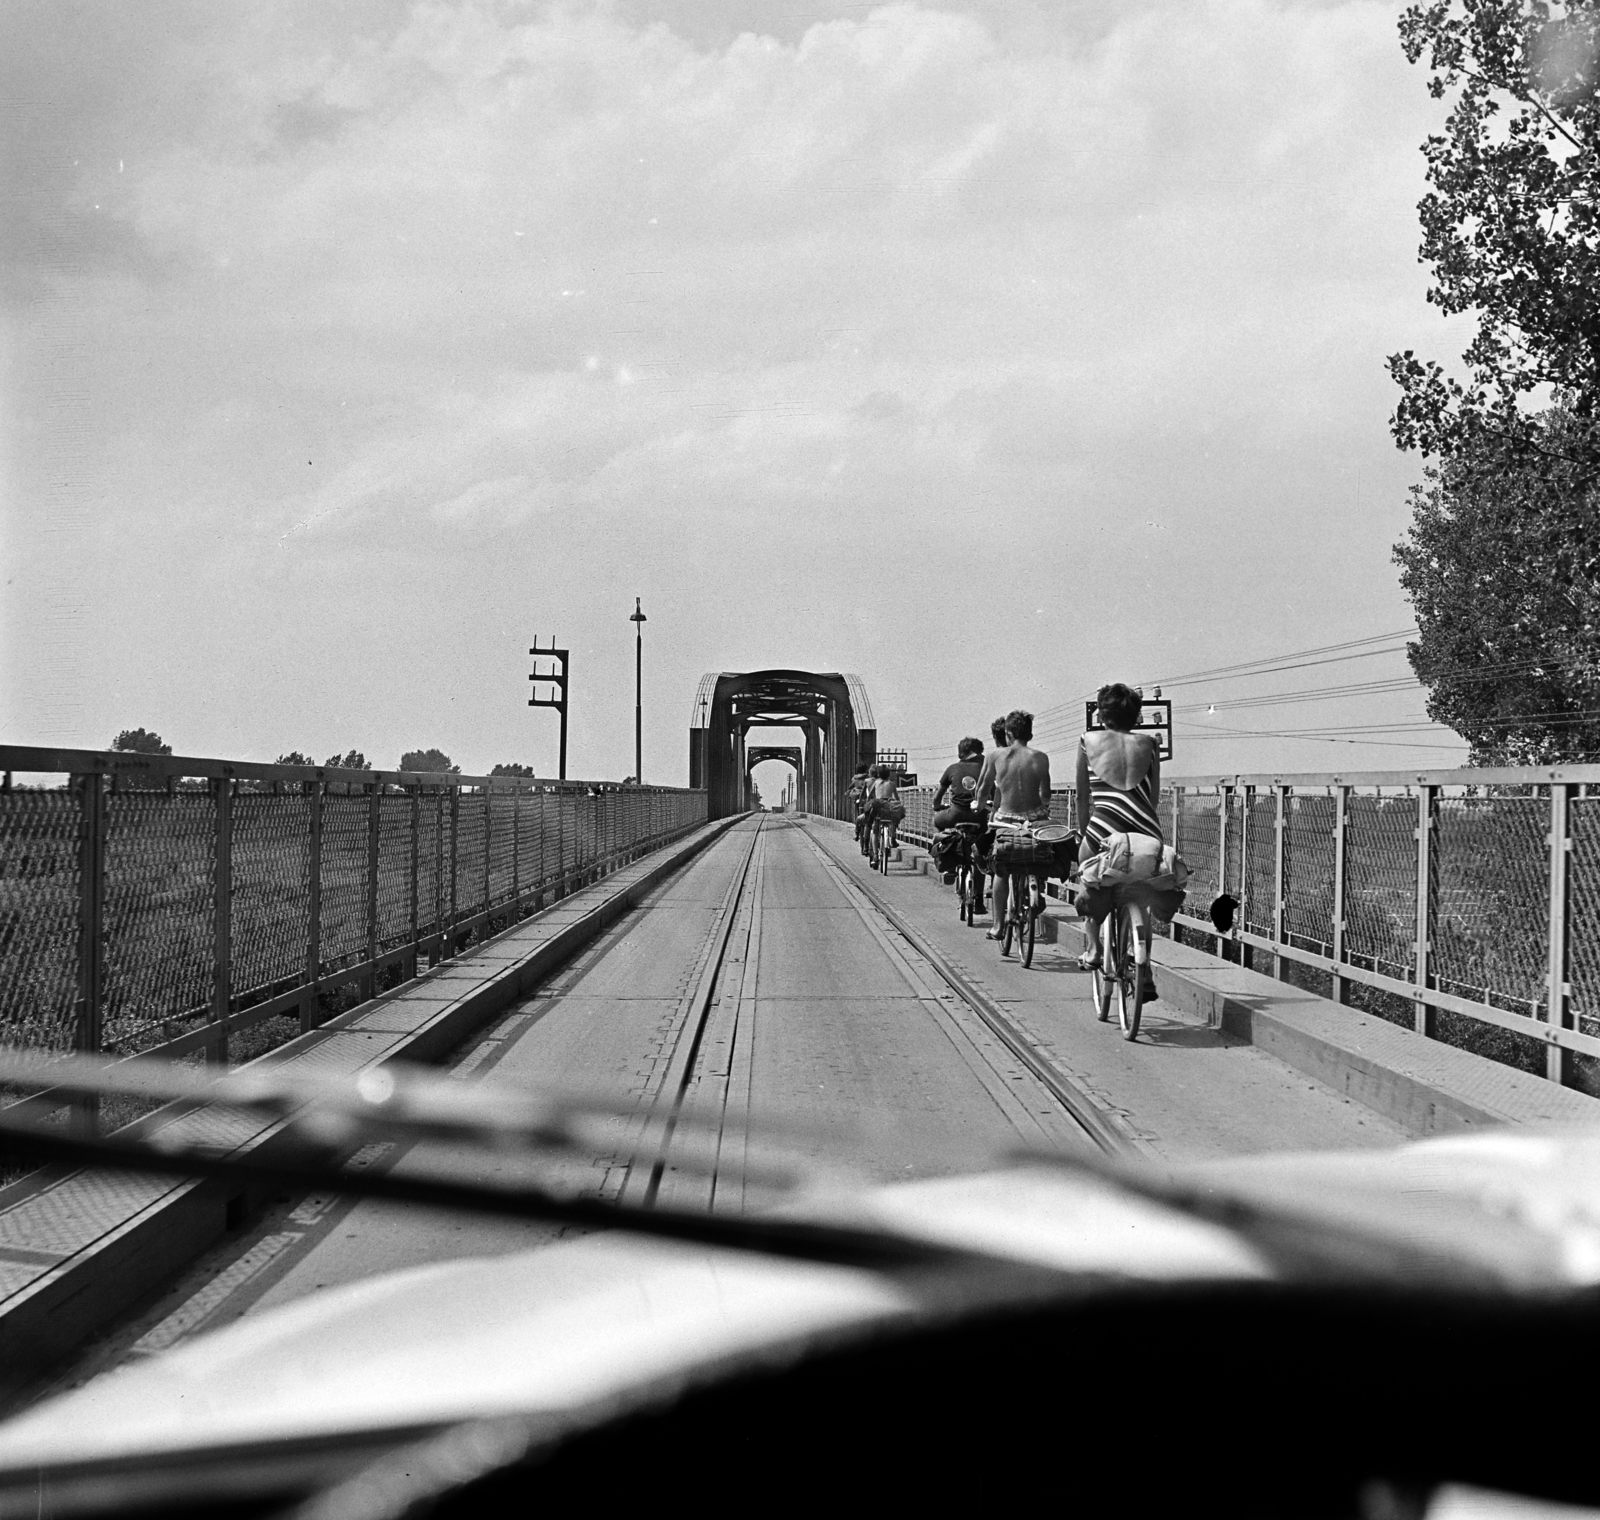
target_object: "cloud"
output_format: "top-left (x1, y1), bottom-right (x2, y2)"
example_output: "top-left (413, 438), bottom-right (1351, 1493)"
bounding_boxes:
top-left (2, 0), bottom-right (1465, 774)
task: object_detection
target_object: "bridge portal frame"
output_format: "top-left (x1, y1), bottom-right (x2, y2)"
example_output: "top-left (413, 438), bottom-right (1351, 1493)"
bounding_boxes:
top-left (689, 670), bottom-right (875, 820)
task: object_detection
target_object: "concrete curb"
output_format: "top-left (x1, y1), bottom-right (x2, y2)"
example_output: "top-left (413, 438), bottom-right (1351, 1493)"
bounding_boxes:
top-left (1050, 915), bottom-right (1600, 1136)
top-left (829, 816), bottom-right (1598, 1137)
top-left (0, 815), bottom-right (744, 1398)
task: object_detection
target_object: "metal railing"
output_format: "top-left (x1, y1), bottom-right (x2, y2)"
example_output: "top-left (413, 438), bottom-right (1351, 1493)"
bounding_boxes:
top-left (0, 745), bottom-right (707, 1068)
top-left (894, 764), bottom-right (1600, 1086)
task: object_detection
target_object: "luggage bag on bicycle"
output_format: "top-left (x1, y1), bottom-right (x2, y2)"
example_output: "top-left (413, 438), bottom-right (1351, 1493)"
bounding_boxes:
top-left (931, 829), bottom-right (969, 875)
top-left (991, 830), bottom-right (1053, 868)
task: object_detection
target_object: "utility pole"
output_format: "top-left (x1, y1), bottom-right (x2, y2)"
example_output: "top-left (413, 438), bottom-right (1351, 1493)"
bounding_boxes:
top-left (528, 637), bottom-right (570, 780)
top-left (629, 598), bottom-right (647, 784)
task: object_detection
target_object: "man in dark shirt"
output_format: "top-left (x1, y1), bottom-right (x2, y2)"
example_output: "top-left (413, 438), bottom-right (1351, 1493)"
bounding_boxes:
top-left (932, 736), bottom-right (988, 907)
top-left (932, 737), bottom-right (986, 829)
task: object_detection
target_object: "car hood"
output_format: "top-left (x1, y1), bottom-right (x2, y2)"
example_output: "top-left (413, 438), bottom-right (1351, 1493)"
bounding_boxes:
top-left (1, 1128), bottom-right (1598, 1472)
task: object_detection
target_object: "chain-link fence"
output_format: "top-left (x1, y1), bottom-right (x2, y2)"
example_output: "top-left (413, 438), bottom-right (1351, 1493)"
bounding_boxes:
top-left (889, 764), bottom-right (1600, 1086)
top-left (0, 745), bottom-right (707, 1068)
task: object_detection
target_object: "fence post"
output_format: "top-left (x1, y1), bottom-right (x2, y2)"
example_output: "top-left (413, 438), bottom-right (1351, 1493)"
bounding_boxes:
top-left (483, 784), bottom-right (493, 924)
top-left (1546, 783), bottom-right (1573, 1084)
top-left (1236, 788), bottom-right (1251, 971)
top-left (1214, 787), bottom-right (1229, 958)
top-left (210, 776), bottom-right (234, 1065)
top-left (74, 773), bottom-right (107, 1120)
top-left (364, 783), bottom-right (380, 999)
top-left (512, 785), bottom-right (521, 909)
top-left (1332, 785), bottom-right (1350, 1005)
top-left (448, 783), bottom-right (461, 956)
top-left (409, 786), bottom-right (421, 979)
top-left (1273, 785), bottom-right (1288, 981)
top-left (302, 779), bottom-right (323, 1032)
top-left (1414, 785), bottom-right (1435, 1038)
top-left (432, 792), bottom-right (444, 965)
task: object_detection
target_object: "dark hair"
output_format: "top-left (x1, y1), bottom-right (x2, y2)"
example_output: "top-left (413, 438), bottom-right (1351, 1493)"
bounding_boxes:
top-left (1004, 709), bottom-right (1033, 744)
top-left (854, 763), bottom-right (869, 775)
top-left (1095, 683), bottom-right (1142, 731)
top-left (990, 715), bottom-right (1008, 745)
top-left (957, 736), bottom-right (983, 760)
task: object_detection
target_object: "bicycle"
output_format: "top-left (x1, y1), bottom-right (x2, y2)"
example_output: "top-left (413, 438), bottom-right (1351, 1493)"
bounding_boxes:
top-left (996, 863), bottom-right (1045, 967)
top-left (951, 824), bottom-right (986, 925)
top-left (870, 815), bottom-right (896, 875)
top-left (1090, 890), bottom-right (1151, 1041)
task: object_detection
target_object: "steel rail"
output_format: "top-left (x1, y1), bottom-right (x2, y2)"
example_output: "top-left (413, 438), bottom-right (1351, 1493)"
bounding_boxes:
top-left (637, 816), bottom-right (765, 1206)
top-left (800, 823), bottom-right (1135, 1159)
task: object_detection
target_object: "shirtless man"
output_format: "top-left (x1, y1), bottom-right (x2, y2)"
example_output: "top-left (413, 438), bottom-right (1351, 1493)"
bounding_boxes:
top-left (975, 710), bottom-right (1052, 944)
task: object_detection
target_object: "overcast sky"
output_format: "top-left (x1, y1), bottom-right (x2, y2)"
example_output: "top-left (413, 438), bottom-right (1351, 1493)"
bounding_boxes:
top-left (2, 0), bottom-right (1474, 790)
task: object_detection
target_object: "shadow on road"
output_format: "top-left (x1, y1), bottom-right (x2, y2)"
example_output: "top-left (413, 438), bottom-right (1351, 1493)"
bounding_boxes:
top-left (1132, 1019), bottom-right (1238, 1050)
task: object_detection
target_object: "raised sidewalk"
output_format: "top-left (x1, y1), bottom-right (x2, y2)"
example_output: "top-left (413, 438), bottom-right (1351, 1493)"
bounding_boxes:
top-left (884, 834), bottom-right (1600, 1136)
top-left (0, 816), bottom-right (741, 1399)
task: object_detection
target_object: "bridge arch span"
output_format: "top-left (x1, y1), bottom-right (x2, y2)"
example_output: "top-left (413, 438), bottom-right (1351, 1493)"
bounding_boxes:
top-left (689, 670), bottom-right (876, 819)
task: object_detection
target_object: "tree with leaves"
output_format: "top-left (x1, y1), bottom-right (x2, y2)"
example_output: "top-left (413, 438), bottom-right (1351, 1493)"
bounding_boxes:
top-left (1390, 1), bottom-right (1600, 760)
top-left (325, 750), bottom-right (369, 771)
top-left (399, 748), bottom-right (458, 774)
top-left (112, 728), bottom-right (171, 755)
top-left (1389, 0), bottom-right (1600, 466)
top-left (489, 762), bottom-right (535, 777)
top-left (1395, 416), bottom-right (1600, 761)
top-left (275, 751), bottom-right (314, 767)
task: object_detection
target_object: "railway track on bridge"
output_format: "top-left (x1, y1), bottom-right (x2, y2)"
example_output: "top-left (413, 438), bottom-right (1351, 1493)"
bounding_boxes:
top-left (623, 814), bottom-right (1135, 1213)
top-left (795, 822), bottom-right (1139, 1160)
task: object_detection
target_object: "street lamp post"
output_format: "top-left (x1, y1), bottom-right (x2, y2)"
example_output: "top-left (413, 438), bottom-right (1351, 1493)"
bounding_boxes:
top-left (630, 598), bottom-right (647, 784)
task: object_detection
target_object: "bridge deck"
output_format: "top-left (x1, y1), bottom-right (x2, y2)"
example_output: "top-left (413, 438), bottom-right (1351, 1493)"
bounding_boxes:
top-left (33, 815), bottom-right (1405, 1395)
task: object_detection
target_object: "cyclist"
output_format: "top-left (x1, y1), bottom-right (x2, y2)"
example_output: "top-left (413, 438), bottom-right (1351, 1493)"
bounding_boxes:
top-left (848, 763), bottom-right (872, 849)
top-left (860, 763), bottom-right (905, 856)
top-left (1075, 682), bottom-right (1162, 992)
top-left (976, 711), bottom-right (1051, 943)
top-left (931, 737), bottom-right (989, 905)
top-left (932, 738), bottom-right (987, 829)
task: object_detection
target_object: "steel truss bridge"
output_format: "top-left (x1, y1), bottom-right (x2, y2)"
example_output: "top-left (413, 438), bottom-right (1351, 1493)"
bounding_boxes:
top-left (688, 669), bottom-right (876, 819)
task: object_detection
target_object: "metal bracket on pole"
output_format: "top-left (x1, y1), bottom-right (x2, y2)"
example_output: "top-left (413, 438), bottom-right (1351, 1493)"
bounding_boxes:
top-left (528, 638), bottom-right (570, 781)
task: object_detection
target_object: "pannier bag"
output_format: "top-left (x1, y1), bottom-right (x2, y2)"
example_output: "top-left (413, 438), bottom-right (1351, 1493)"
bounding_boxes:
top-left (931, 829), bottom-right (968, 875)
top-left (991, 829), bottom-right (1053, 868)
top-left (1079, 830), bottom-right (1192, 894)
top-left (1075, 880), bottom-right (1188, 926)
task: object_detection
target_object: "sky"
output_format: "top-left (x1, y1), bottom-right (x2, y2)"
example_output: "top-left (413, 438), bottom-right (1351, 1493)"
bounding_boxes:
top-left (2, 0), bottom-right (1477, 791)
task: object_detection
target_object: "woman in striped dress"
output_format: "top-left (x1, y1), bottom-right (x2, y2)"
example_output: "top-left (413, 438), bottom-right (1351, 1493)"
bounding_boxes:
top-left (1074, 683), bottom-right (1162, 971)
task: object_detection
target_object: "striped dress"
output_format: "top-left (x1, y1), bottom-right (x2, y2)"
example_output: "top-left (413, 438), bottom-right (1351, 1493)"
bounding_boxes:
top-left (1082, 744), bottom-right (1162, 850)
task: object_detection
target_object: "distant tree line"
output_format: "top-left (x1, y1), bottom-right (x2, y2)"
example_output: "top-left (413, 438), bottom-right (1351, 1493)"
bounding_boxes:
top-left (111, 731), bottom-right (536, 777)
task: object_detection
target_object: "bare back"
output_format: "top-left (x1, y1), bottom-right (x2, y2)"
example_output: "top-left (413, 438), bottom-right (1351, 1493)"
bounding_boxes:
top-left (1080, 729), bottom-right (1157, 790)
top-left (987, 742), bottom-right (1051, 817)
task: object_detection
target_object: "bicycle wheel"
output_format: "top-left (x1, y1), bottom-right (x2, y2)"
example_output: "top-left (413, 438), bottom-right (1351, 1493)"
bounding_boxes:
top-left (956, 866), bottom-right (969, 920)
top-left (1091, 914), bottom-right (1112, 1021)
top-left (1115, 908), bottom-right (1144, 1041)
top-left (879, 827), bottom-right (892, 875)
top-left (999, 875), bottom-right (1016, 955)
top-left (1020, 876), bottom-right (1037, 969)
